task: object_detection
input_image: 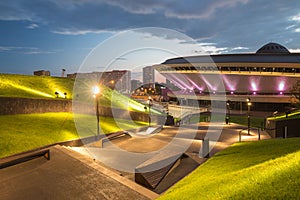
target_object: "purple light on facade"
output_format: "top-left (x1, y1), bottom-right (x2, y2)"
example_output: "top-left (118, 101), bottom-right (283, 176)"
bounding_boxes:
top-left (188, 78), bottom-right (203, 91)
top-left (251, 82), bottom-right (257, 91)
top-left (278, 81), bottom-right (285, 91)
top-left (200, 74), bottom-right (217, 91)
top-left (222, 74), bottom-right (237, 91)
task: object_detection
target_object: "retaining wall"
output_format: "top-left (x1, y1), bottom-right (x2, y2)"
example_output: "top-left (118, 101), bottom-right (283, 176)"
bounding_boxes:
top-left (0, 97), bottom-right (166, 124)
top-left (266, 117), bottom-right (300, 138)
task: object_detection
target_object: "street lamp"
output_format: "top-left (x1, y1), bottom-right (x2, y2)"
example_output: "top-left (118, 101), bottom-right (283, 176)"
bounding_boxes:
top-left (246, 98), bottom-right (252, 135)
top-left (92, 86), bottom-right (101, 138)
top-left (147, 96), bottom-right (153, 127)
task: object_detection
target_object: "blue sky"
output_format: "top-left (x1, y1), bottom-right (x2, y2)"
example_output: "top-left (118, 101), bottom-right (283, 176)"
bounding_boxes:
top-left (1, 0), bottom-right (300, 76)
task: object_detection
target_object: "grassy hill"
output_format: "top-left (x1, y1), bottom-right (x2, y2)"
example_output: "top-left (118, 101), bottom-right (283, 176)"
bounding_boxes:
top-left (0, 74), bottom-right (160, 158)
top-left (159, 138), bottom-right (300, 200)
top-left (0, 73), bottom-right (161, 114)
top-left (0, 73), bottom-right (74, 99)
top-left (0, 112), bottom-right (147, 158)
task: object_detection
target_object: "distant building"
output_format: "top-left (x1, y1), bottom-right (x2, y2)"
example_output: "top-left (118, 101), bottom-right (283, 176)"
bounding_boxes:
top-left (103, 70), bottom-right (131, 93)
top-left (33, 70), bottom-right (50, 76)
top-left (131, 79), bottom-right (142, 91)
top-left (143, 66), bottom-right (155, 86)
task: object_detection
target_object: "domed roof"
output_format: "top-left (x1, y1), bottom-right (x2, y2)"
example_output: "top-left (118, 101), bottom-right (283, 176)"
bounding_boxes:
top-left (256, 42), bottom-right (290, 54)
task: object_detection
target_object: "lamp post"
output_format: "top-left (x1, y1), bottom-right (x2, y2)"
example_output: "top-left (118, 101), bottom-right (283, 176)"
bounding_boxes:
top-left (92, 86), bottom-right (100, 138)
top-left (246, 98), bottom-right (252, 135)
top-left (147, 96), bottom-right (153, 127)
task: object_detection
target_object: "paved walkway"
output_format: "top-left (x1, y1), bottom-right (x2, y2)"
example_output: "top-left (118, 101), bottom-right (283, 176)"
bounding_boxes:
top-left (0, 145), bottom-right (157, 200)
top-left (0, 122), bottom-right (270, 199)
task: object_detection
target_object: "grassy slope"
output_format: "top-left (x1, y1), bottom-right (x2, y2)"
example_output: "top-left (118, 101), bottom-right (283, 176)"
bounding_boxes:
top-left (160, 138), bottom-right (300, 200)
top-left (0, 73), bottom-right (161, 114)
top-left (0, 73), bottom-right (74, 99)
top-left (267, 111), bottom-right (300, 121)
top-left (0, 112), bottom-right (147, 158)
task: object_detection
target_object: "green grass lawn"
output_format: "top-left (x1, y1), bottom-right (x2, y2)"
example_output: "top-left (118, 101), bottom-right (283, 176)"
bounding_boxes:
top-left (267, 110), bottom-right (300, 121)
top-left (0, 73), bottom-right (74, 99)
top-left (0, 73), bottom-right (162, 115)
top-left (159, 138), bottom-right (300, 200)
top-left (0, 112), bottom-right (147, 158)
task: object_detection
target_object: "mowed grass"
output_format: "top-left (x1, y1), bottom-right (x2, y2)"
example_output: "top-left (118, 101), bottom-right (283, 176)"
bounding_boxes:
top-left (0, 112), bottom-right (147, 158)
top-left (267, 110), bottom-right (300, 121)
top-left (0, 73), bottom-right (74, 99)
top-left (159, 138), bottom-right (300, 200)
top-left (0, 73), bottom-right (162, 114)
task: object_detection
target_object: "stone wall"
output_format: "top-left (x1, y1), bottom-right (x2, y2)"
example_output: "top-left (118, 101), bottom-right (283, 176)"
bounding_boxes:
top-left (0, 97), bottom-right (72, 115)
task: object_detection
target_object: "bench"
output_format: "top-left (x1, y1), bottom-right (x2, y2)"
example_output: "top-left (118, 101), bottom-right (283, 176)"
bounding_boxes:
top-left (0, 148), bottom-right (50, 169)
top-left (99, 131), bottom-right (130, 148)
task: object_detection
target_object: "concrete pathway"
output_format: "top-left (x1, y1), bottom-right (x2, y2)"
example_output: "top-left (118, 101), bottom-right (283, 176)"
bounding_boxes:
top-left (0, 145), bottom-right (157, 200)
top-left (0, 122), bottom-right (270, 199)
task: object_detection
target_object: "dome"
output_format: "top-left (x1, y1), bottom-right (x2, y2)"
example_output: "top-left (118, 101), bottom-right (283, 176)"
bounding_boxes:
top-left (256, 42), bottom-right (290, 54)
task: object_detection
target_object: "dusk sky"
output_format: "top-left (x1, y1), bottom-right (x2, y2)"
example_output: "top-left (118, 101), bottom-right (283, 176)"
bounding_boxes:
top-left (1, 0), bottom-right (300, 77)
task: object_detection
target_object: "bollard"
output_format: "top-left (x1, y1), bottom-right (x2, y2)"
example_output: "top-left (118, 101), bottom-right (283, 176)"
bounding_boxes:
top-left (200, 138), bottom-right (209, 158)
top-left (284, 126), bottom-right (288, 138)
top-left (258, 128), bottom-right (260, 140)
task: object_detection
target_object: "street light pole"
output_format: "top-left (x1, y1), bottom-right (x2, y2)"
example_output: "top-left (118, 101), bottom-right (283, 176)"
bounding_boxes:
top-left (246, 98), bottom-right (252, 135)
top-left (226, 100), bottom-right (231, 125)
top-left (148, 96), bottom-right (153, 127)
top-left (92, 86), bottom-right (100, 139)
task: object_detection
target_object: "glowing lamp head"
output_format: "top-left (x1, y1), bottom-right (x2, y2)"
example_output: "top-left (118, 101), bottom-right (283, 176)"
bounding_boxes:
top-left (230, 91), bottom-right (234, 95)
top-left (92, 86), bottom-right (100, 95)
top-left (253, 91), bottom-right (256, 95)
top-left (279, 91), bottom-right (283, 95)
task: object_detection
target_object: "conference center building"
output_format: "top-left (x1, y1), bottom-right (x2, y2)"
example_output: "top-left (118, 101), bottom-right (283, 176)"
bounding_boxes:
top-left (154, 43), bottom-right (300, 112)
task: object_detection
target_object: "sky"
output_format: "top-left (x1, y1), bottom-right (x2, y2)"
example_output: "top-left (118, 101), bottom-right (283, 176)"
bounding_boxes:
top-left (1, 0), bottom-right (300, 77)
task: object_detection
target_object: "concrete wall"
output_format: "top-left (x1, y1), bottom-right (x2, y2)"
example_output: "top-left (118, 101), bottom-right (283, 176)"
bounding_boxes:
top-left (0, 97), bottom-right (165, 124)
top-left (0, 97), bottom-right (71, 115)
top-left (266, 117), bottom-right (300, 138)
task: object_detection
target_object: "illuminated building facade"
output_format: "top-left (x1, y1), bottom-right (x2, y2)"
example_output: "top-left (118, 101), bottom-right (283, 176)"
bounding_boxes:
top-left (154, 43), bottom-right (300, 111)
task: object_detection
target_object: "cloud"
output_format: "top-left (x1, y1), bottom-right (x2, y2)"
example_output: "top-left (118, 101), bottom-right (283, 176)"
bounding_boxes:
top-left (26, 23), bottom-right (39, 29)
top-left (295, 28), bottom-right (300, 32)
top-left (290, 13), bottom-right (300, 21)
top-left (290, 48), bottom-right (300, 52)
top-left (51, 28), bottom-right (114, 35)
top-left (0, 0), bottom-right (300, 51)
top-left (232, 46), bottom-right (249, 50)
top-left (0, 46), bottom-right (55, 54)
